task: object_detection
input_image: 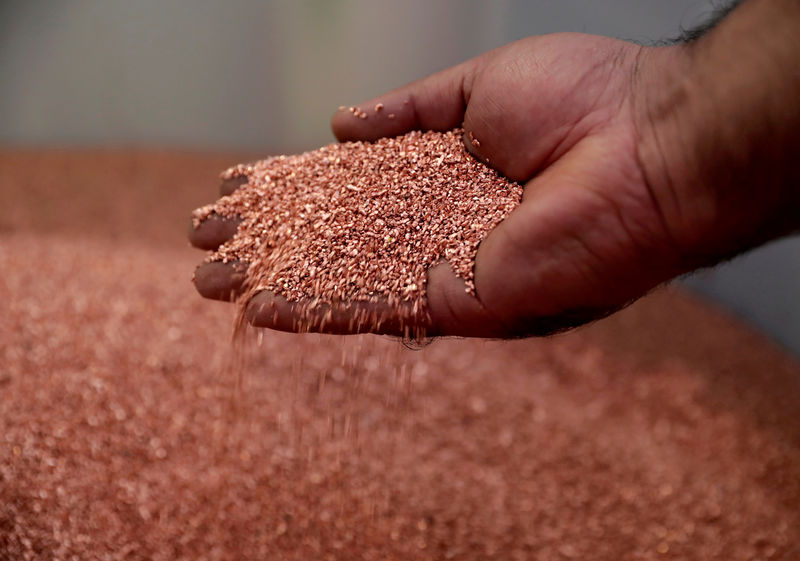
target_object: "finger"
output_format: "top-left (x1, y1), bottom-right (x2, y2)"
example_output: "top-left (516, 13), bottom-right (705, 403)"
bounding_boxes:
top-left (423, 262), bottom-right (510, 337)
top-left (331, 58), bottom-right (479, 143)
top-left (242, 262), bottom-right (508, 338)
top-left (420, 256), bottom-right (596, 338)
top-left (220, 175), bottom-right (249, 197)
top-left (245, 291), bottom-right (429, 337)
top-left (188, 213), bottom-right (241, 250)
top-left (193, 261), bottom-right (247, 302)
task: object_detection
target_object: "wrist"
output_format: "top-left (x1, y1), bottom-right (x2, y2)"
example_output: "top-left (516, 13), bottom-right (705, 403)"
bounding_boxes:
top-left (632, 44), bottom-right (717, 265)
top-left (633, 0), bottom-right (800, 267)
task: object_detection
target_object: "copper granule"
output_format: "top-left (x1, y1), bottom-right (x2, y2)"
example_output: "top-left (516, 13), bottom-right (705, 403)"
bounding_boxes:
top-left (193, 129), bottom-right (523, 327)
top-left (2, 151), bottom-right (800, 560)
top-left (346, 106), bottom-right (369, 120)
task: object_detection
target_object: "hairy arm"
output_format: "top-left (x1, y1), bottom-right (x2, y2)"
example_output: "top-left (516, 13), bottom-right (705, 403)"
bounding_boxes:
top-left (672, 0), bottom-right (743, 43)
top-left (635, 0), bottom-right (800, 267)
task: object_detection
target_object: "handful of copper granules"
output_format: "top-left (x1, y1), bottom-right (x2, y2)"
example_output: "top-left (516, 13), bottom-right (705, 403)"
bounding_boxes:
top-left (193, 129), bottom-right (523, 313)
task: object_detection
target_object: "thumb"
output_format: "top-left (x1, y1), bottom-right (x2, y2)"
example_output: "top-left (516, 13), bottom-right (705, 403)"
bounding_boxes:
top-left (331, 58), bottom-right (480, 143)
top-left (462, 138), bottom-right (685, 336)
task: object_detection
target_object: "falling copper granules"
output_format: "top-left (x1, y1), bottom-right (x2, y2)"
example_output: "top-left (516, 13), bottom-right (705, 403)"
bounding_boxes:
top-left (3, 151), bottom-right (800, 560)
top-left (193, 129), bottom-right (523, 325)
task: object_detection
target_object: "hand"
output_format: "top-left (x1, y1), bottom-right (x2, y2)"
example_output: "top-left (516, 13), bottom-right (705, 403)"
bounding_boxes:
top-left (191, 0), bottom-right (800, 337)
top-left (192, 33), bottom-right (683, 336)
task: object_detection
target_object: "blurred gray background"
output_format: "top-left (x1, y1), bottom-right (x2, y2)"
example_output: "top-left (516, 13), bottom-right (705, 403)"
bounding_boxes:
top-left (2, 0), bottom-right (798, 354)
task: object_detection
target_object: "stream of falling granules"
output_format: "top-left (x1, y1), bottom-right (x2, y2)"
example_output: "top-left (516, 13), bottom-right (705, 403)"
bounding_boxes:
top-left (193, 129), bottom-right (523, 325)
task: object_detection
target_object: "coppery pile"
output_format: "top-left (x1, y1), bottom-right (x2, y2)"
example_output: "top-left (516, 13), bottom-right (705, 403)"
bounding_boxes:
top-left (2, 151), bottom-right (800, 560)
top-left (193, 129), bottom-right (523, 308)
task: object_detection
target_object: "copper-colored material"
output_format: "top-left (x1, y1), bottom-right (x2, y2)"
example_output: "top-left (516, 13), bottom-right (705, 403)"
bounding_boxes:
top-left (1, 150), bottom-right (799, 560)
top-left (194, 130), bottom-right (523, 310)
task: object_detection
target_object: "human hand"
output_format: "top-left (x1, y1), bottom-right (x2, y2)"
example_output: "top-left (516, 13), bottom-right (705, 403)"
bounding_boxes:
top-left (192, 0), bottom-right (800, 337)
top-left (192, 33), bottom-right (683, 336)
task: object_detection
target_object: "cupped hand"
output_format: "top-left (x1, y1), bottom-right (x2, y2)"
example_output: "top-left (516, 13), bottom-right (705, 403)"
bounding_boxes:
top-left (192, 33), bottom-right (697, 337)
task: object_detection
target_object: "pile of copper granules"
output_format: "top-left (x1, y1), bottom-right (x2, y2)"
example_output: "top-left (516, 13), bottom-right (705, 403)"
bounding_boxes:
top-left (3, 150), bottom-right (800, 560)
top-left (192, 129), bottom-right (523, 314)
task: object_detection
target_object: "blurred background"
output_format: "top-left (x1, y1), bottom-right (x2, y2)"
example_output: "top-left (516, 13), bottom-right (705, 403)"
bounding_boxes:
top-left (2, 0), bottom-right (798, 354)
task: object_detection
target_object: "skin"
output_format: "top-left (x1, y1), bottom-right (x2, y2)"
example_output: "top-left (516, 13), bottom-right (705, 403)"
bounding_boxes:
top-left (191, 0), bottom-right (800, 338)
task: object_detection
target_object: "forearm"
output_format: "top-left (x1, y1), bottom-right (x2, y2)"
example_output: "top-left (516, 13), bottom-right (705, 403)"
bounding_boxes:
top-left (636, 0), bottom-right (800, 265)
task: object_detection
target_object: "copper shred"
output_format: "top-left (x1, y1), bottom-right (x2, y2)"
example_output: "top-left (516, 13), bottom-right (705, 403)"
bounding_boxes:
top-left (2, 150), bottom-right (800, 560)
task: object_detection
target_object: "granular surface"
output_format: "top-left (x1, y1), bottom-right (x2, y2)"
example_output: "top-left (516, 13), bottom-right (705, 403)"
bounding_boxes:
top-left (2, 150), bottom-right (800, 560)
top-left (193, 129), bottom-right (523, 319)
